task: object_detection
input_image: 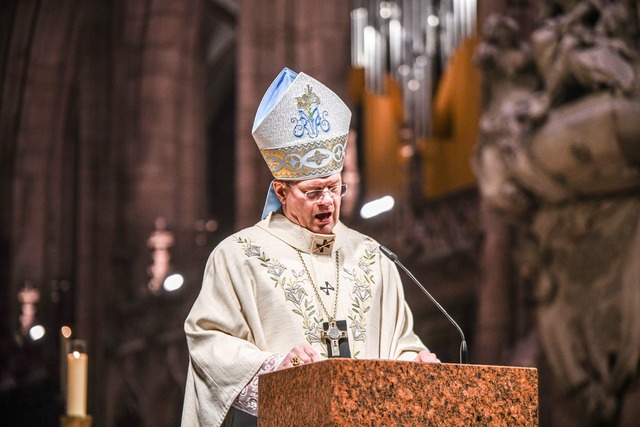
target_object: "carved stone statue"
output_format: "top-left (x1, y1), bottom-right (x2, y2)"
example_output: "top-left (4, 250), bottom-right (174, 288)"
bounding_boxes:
top-left (473, 2), bottom-right (640, 425)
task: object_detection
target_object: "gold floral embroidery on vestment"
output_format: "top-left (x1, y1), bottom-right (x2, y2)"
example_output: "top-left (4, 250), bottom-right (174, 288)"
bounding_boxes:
top-left (235, 236), bottom-right (377, 358)
top-left (235, 237), bottom-right (322, 344)
top-left (342, 238), bottom-right (378, 358)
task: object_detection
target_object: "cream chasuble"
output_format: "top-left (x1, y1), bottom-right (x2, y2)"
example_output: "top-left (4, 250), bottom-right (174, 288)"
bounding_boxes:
top-left (181, 212), bottom-right (428, 426)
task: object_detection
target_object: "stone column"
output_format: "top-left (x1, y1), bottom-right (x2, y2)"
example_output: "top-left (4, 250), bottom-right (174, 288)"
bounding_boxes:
top-left (235, 0), bottom-right (352, 228)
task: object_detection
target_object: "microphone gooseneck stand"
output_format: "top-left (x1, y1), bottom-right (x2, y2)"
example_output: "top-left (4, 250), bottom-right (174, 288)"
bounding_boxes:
top-left (380, 245), bottom-right (468, 364)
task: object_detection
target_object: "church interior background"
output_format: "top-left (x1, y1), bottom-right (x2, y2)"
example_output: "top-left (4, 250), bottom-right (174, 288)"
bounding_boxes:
top-left (1, 0), bottom-right (639, 426)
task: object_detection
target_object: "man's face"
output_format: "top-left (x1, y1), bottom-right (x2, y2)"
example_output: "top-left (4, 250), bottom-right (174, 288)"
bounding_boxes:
top-left (275, 174), bottom-right (343, 234)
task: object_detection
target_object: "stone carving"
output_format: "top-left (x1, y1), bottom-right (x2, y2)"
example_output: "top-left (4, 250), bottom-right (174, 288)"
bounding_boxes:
top-left (473, 2), bottom-right (640, 424)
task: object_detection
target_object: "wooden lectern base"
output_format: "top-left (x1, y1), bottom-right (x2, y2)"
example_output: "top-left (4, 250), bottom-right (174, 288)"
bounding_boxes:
top-left (60, 415), bottom-right (92, 427)
top-left (259, 359), bottom-right (538, 426)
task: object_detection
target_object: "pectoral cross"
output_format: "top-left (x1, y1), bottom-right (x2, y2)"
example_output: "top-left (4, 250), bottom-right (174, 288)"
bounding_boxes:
top-left (321, 319), bottom-right (350, 358)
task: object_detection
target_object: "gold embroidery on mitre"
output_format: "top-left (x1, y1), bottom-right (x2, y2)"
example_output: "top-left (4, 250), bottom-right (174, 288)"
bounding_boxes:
top-left (260, 134), bottom-right (347, 180)
top-left (308, 150), bottom-right (330, 165)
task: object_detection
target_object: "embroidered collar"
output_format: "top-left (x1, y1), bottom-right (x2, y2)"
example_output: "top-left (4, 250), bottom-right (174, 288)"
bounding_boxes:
top-left (257, 212), bottom-right (346, 256)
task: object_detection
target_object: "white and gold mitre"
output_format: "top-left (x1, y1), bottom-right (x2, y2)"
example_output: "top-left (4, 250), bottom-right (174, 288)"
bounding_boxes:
top-left (252, 68), bottom-right (352, 180)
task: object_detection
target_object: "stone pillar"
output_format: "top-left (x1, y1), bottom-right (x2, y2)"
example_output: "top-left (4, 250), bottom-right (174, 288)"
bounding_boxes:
top-left (1, 0), bottom-right (83, 362)
top-left (236, 0), bottom-right (352, 228)
top-left (94, 1), bottom-right (207, 425)
top-left (473, 199), bottom-right (515, 364)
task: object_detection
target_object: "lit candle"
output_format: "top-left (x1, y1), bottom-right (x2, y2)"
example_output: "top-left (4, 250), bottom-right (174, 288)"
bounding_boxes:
top-left (66, 348), bottom-right (88, 416)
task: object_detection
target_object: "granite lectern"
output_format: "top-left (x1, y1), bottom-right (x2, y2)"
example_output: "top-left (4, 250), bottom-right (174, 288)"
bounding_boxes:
top-left (258, 358), bottom-right (538, 426)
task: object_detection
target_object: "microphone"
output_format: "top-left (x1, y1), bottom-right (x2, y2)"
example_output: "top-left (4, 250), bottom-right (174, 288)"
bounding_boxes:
top-left (380, 245), bottom-right (468, 364)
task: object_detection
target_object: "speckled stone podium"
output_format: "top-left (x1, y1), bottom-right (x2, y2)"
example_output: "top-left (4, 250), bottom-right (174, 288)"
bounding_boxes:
top-left (258, 359), bottom-right (538, 426)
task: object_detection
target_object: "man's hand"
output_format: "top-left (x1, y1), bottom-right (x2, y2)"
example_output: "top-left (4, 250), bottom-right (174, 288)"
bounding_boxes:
top-left (278, 343), bottom-right (321, 370)
top-left (413, 349), bottom-right (440, 363)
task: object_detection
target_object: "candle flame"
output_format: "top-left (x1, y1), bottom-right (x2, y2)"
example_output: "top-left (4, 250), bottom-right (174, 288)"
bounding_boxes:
top-left (61, 326), bottom-right (72, 338)
top-left (72, 351), bottom-right (81, 359)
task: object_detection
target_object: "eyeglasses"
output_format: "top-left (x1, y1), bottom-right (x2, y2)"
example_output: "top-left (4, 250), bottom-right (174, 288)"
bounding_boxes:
top-left (290, 183), bottom-right (348, 202)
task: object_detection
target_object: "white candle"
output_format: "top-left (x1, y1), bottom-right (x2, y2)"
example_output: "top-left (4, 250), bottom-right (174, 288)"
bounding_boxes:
top-left (60, 326), bottom-right (72, 394)
top-left (66, 350), bottom-right (88, 417)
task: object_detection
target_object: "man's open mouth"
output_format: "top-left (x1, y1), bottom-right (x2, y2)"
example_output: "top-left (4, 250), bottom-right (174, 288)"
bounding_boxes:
top-left (315, 212), bottom-right (332, 221)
